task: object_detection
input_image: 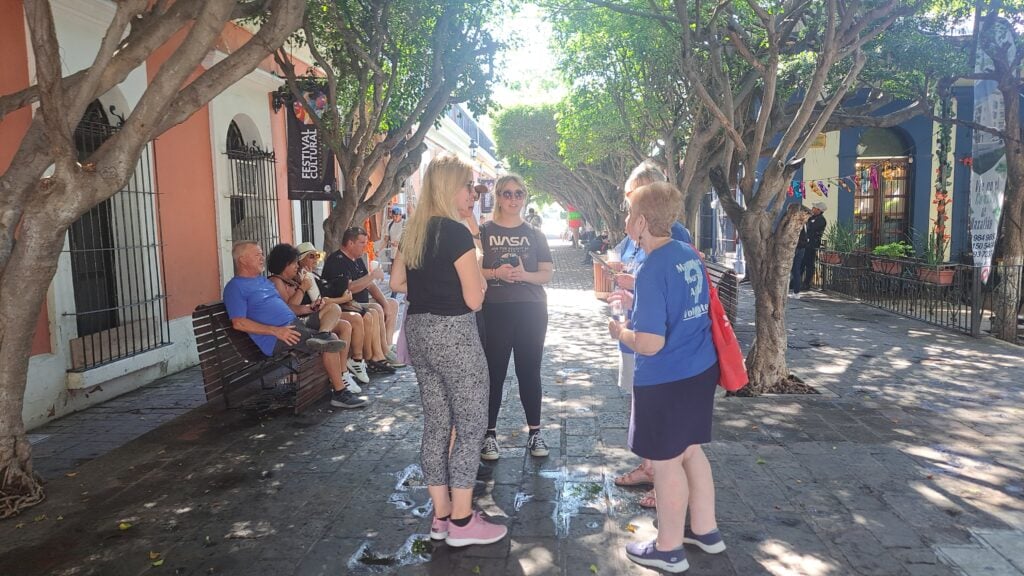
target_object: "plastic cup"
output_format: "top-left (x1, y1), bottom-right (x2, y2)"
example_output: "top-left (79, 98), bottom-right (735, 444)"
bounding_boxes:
top-left (610, 300), bottom-right (623, 321)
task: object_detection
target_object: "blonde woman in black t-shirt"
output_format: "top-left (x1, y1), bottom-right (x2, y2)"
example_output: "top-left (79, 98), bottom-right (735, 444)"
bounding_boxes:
top-left (389, 155), bottom-right (506, 548)
top-left (478, 174), bottom-right (554, 461)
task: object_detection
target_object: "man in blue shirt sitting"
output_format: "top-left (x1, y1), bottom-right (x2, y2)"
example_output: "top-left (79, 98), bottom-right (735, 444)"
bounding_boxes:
top-left (223, 241), bottom-right (367, 409)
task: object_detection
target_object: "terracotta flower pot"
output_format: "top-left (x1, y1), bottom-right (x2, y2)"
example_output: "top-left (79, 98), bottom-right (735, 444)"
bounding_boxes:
top-left (819, 250), bottom-right (842, 265)
top-left (917, 266), bottom-right (955, 285)
top-left (870, 258), bottom-right (902, 276)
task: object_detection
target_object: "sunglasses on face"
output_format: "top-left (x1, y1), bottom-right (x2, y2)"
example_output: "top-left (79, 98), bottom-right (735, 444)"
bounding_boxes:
top-left (500, 189), bottom-right (526, 199)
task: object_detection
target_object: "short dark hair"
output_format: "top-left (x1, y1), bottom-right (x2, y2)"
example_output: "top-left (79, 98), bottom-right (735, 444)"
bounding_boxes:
top-left (266, 243), bottom-right (299, 275)
top-left (342, 226), bottom-right (367, 246)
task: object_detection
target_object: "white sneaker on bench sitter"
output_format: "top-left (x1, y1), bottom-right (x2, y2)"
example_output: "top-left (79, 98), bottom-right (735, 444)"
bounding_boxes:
top-left (342, 371), bottom-right (361, 394)
top-left (347, 359), bottom-right (370, 384)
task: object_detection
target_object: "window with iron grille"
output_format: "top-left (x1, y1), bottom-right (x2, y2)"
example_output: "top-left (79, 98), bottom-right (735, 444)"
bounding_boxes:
top-left (226, 120), bottom-right (279, 258)
top-left (299, 199), bottom-right (315, 244)
top-left (67, 101), bottom-right (170, 371)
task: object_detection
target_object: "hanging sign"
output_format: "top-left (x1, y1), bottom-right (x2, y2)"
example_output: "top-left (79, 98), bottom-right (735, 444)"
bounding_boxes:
top-left (286, 90), bottom-right (337, 201)
top-left (969, 18), bottom-right (1013, 283)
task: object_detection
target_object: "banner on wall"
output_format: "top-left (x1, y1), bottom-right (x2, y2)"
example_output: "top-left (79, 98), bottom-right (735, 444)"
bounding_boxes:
top-left (286, 90), bottom-right (336, 201)
top-left (969, 17), bottom-right (1014, 283)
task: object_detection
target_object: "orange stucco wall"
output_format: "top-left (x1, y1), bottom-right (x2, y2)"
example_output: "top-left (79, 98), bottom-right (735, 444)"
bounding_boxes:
top-left (1, 3), bottom-right (52, 356)
top-left (147, 28), bottom-right (222, 319)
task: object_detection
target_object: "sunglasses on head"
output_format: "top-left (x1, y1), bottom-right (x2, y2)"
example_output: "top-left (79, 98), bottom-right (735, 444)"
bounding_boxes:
top-left (500, 189), bottom-right (526, 199)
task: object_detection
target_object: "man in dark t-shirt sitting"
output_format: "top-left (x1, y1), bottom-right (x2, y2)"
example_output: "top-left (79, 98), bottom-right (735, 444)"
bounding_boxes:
top-left (322, 227), bottom-right (401, 372)
top-left (223, 241), bottom-right (367, 408)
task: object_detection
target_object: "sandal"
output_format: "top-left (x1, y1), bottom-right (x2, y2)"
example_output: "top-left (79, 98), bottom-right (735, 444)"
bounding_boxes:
top-left (614, 464), bottom-right (654, 487)
top-left (638, 489), bottom-right (657, 509)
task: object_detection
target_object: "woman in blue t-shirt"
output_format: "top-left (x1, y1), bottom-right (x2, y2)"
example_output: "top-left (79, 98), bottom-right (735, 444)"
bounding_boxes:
top-left (389, 155), bottom-right (506, 548)
top-left (608, 181), bottom-right (724, 573)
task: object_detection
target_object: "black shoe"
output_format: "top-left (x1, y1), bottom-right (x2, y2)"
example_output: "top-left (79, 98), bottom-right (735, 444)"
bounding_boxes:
top-left (331, 388), bottom-right (368, 408)
top-left (367, 359), bottom-right (397, 374)
top-left (307, 334), bottom-right (346, 353)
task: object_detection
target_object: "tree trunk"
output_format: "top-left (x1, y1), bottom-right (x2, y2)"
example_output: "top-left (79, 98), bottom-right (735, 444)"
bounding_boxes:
top-left (323, 172), bottom-right (362, 253)
top-left (0, 199), bottom-right (71, 518)
top-left (712, 167), bottom-right (806, 395)
top-left (683, 171), bottom-right (709, 243)
top-left (992, 79), bottom-right (1023, 342)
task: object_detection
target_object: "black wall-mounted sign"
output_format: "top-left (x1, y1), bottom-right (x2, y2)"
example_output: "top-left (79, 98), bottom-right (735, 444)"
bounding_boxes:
top-left (286, 91), bottom-right (336, 201)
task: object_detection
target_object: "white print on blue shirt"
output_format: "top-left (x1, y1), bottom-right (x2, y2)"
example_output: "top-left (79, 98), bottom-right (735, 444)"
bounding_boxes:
top-left (678, 258), bottom-right (709, 320)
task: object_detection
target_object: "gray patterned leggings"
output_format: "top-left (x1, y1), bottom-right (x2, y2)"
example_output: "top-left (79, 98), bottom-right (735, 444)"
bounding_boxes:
top-left (405, 312), bottom-right (489, 489)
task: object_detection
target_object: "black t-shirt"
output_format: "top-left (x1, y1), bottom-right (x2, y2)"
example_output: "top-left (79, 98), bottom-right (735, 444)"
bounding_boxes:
top-left (322, 249), bottom-right (370, 303)
top-left (480, 220), bottom-right (552, 303)
top-left (406, 217), bottom-right (476, 316)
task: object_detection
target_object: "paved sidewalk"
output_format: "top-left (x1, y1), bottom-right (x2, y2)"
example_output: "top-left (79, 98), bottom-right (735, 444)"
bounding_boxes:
top-left (2, 242), bottom-right (1023, 575)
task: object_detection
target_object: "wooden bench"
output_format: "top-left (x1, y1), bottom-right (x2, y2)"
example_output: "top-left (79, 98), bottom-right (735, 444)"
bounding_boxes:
top-left (706, 262), bottom-right (739, 324)
top-left (192, 302), bottom-right (329, 414)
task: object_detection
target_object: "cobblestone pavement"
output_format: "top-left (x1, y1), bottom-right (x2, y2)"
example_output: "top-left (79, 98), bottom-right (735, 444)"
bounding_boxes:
top-left (2, 241), bottom-right (1023, 576)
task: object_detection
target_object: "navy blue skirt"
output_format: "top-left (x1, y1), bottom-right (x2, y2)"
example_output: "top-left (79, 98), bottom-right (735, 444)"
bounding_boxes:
top-left (628, 363), bottom-right (719, 461)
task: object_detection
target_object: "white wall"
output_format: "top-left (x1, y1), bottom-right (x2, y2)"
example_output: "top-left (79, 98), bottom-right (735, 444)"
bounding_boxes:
top-left (207, 60), bottom-right (283, 286)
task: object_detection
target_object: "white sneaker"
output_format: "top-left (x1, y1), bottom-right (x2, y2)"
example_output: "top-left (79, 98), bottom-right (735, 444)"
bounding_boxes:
top-left (347, 359), bottom-right (370, 384)
top-left (343, 371), bottom-right (361, 394)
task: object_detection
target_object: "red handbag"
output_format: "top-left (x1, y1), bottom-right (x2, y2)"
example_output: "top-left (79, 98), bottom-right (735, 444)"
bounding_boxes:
top-left (705, 271), bottom-right (749, 392)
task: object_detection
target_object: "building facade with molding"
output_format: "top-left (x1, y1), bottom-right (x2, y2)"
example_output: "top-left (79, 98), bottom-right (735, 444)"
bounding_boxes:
top-left (0, 1), bottom-right (497, 429)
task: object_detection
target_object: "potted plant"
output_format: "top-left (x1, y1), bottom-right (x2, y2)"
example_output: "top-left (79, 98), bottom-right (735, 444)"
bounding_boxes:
top-left (917, 226), bottom-right (955, 285)
top-left (820, 220), bottom-right (863, 265)
top-left (870, 241), bottom-right (913, 275)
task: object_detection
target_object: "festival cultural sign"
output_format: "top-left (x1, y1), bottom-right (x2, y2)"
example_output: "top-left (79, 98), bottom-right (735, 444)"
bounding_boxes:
top-left (286, 90), bottom-right (336, 201)
top-left (969, 18), bottom-right (1014, 283)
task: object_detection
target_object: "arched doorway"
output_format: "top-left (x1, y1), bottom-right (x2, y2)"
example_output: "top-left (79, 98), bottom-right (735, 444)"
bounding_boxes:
top-left (225, 118), bottom-right (279, 258)
top-left (853, 128), bottom-right (912, 248)
top-left (69, 101), bottom-right (119, 337)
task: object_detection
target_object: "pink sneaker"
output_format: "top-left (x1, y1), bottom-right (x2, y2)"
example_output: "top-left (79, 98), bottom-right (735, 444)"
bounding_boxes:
top-left (430, 517), bottom-right (449, 540)
top-left (444, 511), bottom-right (508, 547)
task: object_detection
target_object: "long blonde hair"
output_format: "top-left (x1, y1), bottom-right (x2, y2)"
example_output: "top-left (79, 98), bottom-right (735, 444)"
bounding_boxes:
top-left (402, 154), bottom-right (473, 269)
top-left (493, 173), bottom-right (527, 220)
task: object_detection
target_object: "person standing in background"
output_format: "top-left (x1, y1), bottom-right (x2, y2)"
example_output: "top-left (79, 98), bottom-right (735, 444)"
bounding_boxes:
top-left (389, 154), bottom-right (507, 548)
top-left (479, 174), bottom-right (554, 461)
top-left (525, 207), bottom-right (543, 229)
top-left (384, 207), bottom-right (405, 265)
top-left (801, 202), bottom-right (828, 291)
top-left (566, 204), bottom-right (582, 247)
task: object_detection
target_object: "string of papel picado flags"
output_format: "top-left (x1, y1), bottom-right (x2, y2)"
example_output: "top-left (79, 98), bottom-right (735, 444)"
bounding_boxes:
top-left (786, 160), bottom-right (908, 200)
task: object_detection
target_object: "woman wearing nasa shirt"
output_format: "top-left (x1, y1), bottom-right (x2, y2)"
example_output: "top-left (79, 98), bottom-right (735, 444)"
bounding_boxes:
top-left (479, 174), bottom-right (554, 460)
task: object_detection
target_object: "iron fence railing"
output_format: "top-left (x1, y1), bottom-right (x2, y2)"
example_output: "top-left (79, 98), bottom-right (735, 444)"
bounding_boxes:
top-left (815, 252), bottom-right (1023, 344)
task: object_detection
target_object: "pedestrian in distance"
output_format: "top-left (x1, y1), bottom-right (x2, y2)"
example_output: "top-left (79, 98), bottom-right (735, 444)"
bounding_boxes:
top-left (801, 201), bottom-right (828, 290)
top-left (389, 154), bottom-right (507, 548)
top-left (525, 207), bottom-right (543, 228)
top-left (608, 181), bottom-right (725, 573)
top-left (478, 173), bottom-right (554, 461)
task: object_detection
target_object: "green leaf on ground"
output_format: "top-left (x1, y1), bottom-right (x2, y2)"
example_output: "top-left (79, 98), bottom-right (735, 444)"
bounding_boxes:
top-left (756, 457), bottom-right (766, 465)
top-left (118, 522), bottom-right (132, 530)
top-left (590, 564), bottom-right (599, 573)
